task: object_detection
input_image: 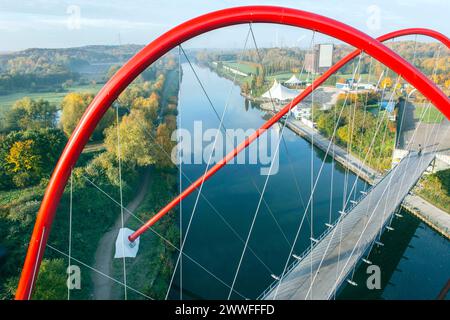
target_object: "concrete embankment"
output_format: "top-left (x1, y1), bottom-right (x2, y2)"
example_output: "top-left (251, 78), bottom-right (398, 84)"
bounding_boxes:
top-left (268, 109), bottom-right (379, 184)
top-left (267, 110), bottom-right (450, 239)
top-left (402, 194), bottom-right (450, 239)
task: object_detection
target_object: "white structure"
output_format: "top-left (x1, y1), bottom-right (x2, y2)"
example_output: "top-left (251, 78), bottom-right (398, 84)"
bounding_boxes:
top-left (336, 81), bottom-right (376, 92)
top-left (222, 65), bottom-right (248, 77)
top-left (290, 106), bottom-right (302, 119)
top-left (318, 44), bottom-right (334, 68)
top-left (301, 117), bottom-right (315, 128)
top-left (262, 80), bottom-right (299, 101)
top-left (284, 74), bottom-right (302, 86)
top-left (114, 228), bottom-right (140, 258)
top-left (289, 106), bottom-right (311, 120)
top-left (392, 149), bottom-right (409, 168)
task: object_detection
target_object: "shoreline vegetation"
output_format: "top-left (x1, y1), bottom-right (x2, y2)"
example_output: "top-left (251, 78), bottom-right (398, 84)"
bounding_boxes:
top-left (415, 169), bottom-right (450, 215)
top-left (0, 46), bottom-right (181, 299)
top-left (0, 41), bottom-right (448, 299)
top-left (194, 45), bottom-right (449, 218)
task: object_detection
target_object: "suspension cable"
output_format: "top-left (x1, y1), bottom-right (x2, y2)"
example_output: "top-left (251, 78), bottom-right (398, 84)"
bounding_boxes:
top-left (166, 29), bottom-right (253, 299)
top-left (67, 169), bottom-right (73, 300)
top-left (272, 53), bottom-right (364, 299)
top-left (115, 104), bottom-right (127, 300)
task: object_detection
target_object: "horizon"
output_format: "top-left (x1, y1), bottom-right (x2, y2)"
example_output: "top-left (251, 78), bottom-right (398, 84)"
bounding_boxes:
top-left (0, 0), bottom-right (448, 51)
top-left (0, 38), bottom-right (444, 55)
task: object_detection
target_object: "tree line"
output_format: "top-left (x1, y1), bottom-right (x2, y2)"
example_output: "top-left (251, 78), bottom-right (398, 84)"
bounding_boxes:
top-left (0, 55), bottom-right (180, 299)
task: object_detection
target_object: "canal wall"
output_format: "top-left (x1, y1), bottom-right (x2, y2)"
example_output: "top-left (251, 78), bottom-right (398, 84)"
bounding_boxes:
top-left (271, 111), bottom-right (450, 239)
top-left (271, 111), bottom-right (379, 184)
top-left (402, 195), bottom-right (450, 239)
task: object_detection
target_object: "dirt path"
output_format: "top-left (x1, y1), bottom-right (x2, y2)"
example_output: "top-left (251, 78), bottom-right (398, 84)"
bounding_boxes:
top-left (92, 168), bottom-right (151, 300)
top-left (92, 69), bottom-right (177, 300)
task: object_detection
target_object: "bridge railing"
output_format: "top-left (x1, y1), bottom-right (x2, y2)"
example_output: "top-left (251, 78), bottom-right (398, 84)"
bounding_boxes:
top-left (256, 160), bottom-right (403, 300)
top-left (256, 212), bottom-right (345, 299)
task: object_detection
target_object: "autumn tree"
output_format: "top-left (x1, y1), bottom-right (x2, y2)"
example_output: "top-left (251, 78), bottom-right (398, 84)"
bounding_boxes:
top-left (241, 81), bottom-right (250, 94)
top-left (106, 64), bottom-right (122, 80)
top-left (132, 92), bottom-right (160, 121)
top-left (153, 74), bottom-right (166, 92)
top-left (255, 65), bottom-right (265, 88)
top-left (153, 123), bottom-right (175, 169)
top-left (104, 110), bottom-right (156, 169)
top-left (60, 92), bottom-right (114, 140)
top-left (0, 129), bottom-right (67, 188)
top-left (380, 76), bottom-right (393, 89)
top-left (117, 85), bottom-right (146, 109)
top-left (5, 140), bottom-right (41, 187)
top-left (336, 125), bottom-right (350, 145)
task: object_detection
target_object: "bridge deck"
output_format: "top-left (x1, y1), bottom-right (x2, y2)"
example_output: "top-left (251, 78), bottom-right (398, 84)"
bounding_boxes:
top-left (262, 152), bottom-right (434, 300)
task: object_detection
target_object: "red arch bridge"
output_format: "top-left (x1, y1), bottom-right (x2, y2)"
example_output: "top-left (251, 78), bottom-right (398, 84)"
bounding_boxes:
top-left (15, 6), bottom-right (450, 300)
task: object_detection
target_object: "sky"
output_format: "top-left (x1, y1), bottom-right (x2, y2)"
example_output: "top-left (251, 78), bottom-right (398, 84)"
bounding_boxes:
top-left (0, 0), bottom-right (448, 51)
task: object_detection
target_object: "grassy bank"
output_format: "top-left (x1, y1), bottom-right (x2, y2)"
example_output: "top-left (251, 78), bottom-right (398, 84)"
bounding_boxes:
top-left (0, 83), bottom-right (104, 116)
top-left (112, 170), bottom-right (179, 299)
top-left (415, 169), bottom-right (450, 214)
top-left (414, 105), bottom-right (445, 123)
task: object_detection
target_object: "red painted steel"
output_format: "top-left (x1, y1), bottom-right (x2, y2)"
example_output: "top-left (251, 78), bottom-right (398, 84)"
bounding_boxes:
top-left (128, 27), bottom-right (450, 242)
top-left (16, 4), bottom-right (450, 300)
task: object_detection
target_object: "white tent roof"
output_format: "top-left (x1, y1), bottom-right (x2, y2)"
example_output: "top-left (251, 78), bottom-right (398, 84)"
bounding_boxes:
top-left (285, 74), bottom-right (302, 85)
top-left (262, 80), bottom-right (299, 100)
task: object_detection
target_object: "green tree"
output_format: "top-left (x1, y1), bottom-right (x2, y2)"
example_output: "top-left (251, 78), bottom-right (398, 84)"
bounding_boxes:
top-left (33, 259), bottom-right (67, 300)
top-left (4, 98), bottom-right (57, 132)
top-left (317, 112), bottom-right (338, 137)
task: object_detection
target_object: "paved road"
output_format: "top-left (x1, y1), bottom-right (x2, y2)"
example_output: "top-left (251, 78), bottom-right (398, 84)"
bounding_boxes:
top-left (262, 152), bottom-right (434, 300)
top-left (397, 101), bottom-right (450, 153)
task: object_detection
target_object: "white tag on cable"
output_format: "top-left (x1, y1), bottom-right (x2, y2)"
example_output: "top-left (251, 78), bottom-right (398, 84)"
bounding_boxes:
top-left (114, 228), bottom-right (140, 258)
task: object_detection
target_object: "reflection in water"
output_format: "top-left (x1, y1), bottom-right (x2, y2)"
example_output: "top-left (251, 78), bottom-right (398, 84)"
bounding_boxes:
top-left (338, 210), bottom-right (450, 300)
top-left (169, 64), bottom-right (449, 300)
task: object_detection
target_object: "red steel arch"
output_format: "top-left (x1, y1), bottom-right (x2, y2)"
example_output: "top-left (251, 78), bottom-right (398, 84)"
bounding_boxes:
top-left (16, 6), bottom-right (450, 299)
top-left (129, 27), bottom-right (450, 243)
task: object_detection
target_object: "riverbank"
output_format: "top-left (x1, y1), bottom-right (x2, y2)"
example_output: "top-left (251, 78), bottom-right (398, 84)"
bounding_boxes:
top-left (265, 109), bottom-right (450, 239)
top-left (207, 62), bottom-right (449, 239)
top-left (402, 194), bottom-right (450, 239)
top-left (265, 109), bottom-right (379, 183)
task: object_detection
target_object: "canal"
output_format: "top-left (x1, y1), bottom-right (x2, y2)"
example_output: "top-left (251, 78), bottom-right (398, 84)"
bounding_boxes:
top-left (168, 63), bottom-right (449, 300)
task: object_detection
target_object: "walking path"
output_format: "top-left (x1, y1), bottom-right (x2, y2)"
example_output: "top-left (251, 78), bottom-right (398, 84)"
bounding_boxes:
top-left (92, 169), bottom-right (151, 300)
top-left (282, 117), bottom-right (380, 183)
top-left (403, 194), bottom-right (450, 238)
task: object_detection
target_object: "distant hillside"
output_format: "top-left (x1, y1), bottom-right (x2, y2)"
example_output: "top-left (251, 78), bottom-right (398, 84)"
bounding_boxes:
top-left (0, 45), bottom-right (146, 94)
top-left (0, 45), bottom-right (144, 69)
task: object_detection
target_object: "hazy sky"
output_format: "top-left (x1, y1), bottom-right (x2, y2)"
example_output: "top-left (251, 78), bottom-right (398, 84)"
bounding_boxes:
top-left (0, 0), bottom-right (448, 51)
